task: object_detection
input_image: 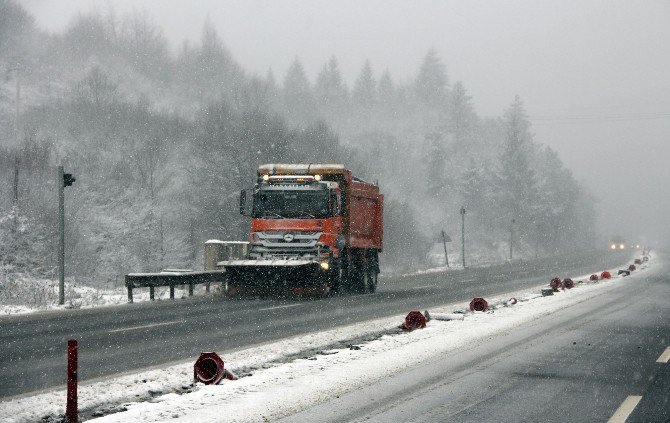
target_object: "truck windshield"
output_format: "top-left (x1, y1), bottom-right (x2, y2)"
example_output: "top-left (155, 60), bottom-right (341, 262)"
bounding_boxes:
top-left (252, 189), bottom-right (330, 218)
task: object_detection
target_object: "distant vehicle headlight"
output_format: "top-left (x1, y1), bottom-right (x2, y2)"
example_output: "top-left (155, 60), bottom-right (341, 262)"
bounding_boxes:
top-left (619, 244), bottom-right (625, 250)
top-left (636, 244), bottom-right (640, 249)
top-left (610, 244), bottom-right (616, 250)
top-left (320, 261), bottom-right (330, 270)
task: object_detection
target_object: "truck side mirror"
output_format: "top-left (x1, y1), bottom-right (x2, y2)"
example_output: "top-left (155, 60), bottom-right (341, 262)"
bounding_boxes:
top-left (239, 189), bottom-right (253, 216)
top-left (330, 192), bottom-right (339, 215)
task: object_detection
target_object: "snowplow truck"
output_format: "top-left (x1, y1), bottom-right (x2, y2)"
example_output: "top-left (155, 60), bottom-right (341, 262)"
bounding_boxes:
top-left (222, 164), bottom-right (383, 295)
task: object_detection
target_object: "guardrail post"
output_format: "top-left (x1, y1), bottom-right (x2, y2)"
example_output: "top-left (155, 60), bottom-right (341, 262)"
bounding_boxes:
top-left (149, 286), bottom-right (155, 301)
top-left (189, 282), bottom-right (194, 296)
top-left (206, 282), bottom-right (210, 293)
top-left (127, 285), bottom-right (133, 303)
top-left (66, 339), bottom-right (78, 423)
top-left (170, 284), bottom-right (175, 299)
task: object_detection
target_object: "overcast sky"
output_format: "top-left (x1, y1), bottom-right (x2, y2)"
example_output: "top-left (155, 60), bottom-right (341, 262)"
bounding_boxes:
top-left (22, 0), bottom-right (670, 247)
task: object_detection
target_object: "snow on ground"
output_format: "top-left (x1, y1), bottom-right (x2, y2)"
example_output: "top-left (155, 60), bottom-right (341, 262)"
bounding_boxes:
top-left (0, 256), bottom-right (655, 422)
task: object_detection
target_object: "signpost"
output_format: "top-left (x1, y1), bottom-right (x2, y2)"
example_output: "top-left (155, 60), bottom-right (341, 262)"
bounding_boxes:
top-left (460, 206), bottom-right (466, 268)
top-left (440, 230), bottom-right (451, 268)
top-left (510, 218), bottom-right (516, 260)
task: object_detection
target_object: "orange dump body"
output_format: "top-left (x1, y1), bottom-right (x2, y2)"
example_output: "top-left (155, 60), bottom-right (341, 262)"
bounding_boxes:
top-left (252, 164), bottom-right (383, 256)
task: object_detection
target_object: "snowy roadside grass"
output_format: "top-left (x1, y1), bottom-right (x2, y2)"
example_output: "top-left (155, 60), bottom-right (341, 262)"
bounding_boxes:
top-left (0, 278), bottom-right (215, 316)
top-left (1, 258), bottom-right (655, 422)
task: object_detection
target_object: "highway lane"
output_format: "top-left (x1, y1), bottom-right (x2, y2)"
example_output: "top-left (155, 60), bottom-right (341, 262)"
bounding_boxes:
top-left (0, 252), bottom-right (626, 399)
top-left (279, 255), bottom-right (668, 423)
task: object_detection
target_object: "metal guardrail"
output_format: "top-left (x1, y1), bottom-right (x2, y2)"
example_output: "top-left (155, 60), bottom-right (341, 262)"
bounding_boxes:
top-left (124, 270), bottom-right (227, 303)
top-left (124, 240), bottom-right (248, 303)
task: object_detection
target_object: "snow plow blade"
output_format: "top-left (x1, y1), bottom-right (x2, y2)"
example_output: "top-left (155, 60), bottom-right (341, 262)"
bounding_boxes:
top-left (221, 260), bottom-right (330, 295)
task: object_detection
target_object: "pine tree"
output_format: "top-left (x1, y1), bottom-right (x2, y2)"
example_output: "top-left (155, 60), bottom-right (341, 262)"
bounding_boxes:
top-left (377, 70), bottom-right (395, 105)
top-left (314, 56), bottom-right (348, 116)
top-left (282, 57), bottom-right (316, 126)
top-left (424, 131), bottom-right (449, 201)
top-left (497, 96), bottom-right (538, 246)
top-left (352, 60), bottom-right (376, 113)
top-left (193, 18), bottom-right (243, 98)
top-left (449, 81), bottom-right (477, 153)
top-left (415, 49), bottom-right (449, 109)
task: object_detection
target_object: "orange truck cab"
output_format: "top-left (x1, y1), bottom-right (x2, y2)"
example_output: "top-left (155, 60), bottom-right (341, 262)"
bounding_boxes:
top-left (223, 164), bottom-right (383, 295)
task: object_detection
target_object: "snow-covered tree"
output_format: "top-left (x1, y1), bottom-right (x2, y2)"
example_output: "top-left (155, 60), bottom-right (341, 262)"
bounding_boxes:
top-left (352, 60), bottom-right (376, 114)
top-left (496, 96), bottom-right (539, 249)
top-left (415, 49), bottom-right (449, 109)
top-left (282, 58), bottom-right (316, 126)
top-left (314, 56), bottom-right (348, 118)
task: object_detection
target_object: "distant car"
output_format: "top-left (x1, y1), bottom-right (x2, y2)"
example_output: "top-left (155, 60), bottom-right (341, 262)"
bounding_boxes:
top-left (608, 236), bottom-right (641, 251)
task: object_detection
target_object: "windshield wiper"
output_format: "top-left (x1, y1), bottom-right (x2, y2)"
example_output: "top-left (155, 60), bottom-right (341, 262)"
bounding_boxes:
top-left (296, 211), bottom-right (317, 218)
top-left (261, 211), bottom-right (285, 218)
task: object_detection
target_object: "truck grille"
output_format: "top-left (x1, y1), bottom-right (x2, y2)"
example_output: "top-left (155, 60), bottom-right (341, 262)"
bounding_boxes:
top-left (249, 231), bottom-right (325, 259)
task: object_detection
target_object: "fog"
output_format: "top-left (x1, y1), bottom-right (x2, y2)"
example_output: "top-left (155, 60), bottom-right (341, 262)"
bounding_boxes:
top-left (22, 0), bottom-right (670, 247)
top-left (1, 0), bottom-right (668, 289)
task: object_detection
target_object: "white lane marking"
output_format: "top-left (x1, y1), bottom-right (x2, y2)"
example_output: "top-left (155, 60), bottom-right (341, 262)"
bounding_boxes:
top-left (414, 285), bottom-right (434, 289)
top-left (607, 395), bottom-right (642, 423)
top-left (258, 303), bottom-right (302, 311)
top-left (656, 346), bottom-right (670, 363)
top-left (109, 320), bottom-right (181, 333)
top-left (459, 278), bottom-right (476, 283)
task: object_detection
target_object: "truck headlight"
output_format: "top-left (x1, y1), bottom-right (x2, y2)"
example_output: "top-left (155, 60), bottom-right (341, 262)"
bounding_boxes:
top-left (320, 261), bottom-right (330, 270)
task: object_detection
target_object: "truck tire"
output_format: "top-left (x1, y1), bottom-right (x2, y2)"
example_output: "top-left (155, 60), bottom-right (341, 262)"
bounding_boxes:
top-left (348, 252), bottom-right (366, 294)
top-left (364, 250), bottom-right (379, 293)
top-left (361, 251), bottom-right (378, 294)
top-left (363, 268), bottom-right (377, 293)
top-left (330, 261), bottom-right (343, 295)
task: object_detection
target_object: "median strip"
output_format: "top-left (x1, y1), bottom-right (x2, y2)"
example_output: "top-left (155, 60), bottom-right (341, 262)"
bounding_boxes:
top-left (656, 346), bottom-right (670, 363)
top-left (607, 395), bottom-right (642, 423)
top-left (109, 320), bottom-right (181, 333)
top-left (258, 303), bottom-right (302, 311)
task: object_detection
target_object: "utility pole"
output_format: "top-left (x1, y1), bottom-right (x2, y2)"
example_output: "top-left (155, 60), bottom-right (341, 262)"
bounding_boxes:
top-left (460, 206), bottom-right (466, 268)
top-left (9, 63), bottom-right (22, 210)
top-left (441, 230), bottom-right (450, 268)
top-left (58, 166), bottom-right (76, 305)
top-left (535, 222), bottom-right (540, 260)
top-left (159, 214), bottom-right (165, 269)
top-left (509, 218), bottom-right (516, 260)
top-left (58, 166), bottom-right (65, 305)
top-left (13, 156), bottom-right (19, 205)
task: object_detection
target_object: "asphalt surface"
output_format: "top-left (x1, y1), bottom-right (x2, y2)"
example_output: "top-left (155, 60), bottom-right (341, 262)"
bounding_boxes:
top-left (0, 252), bottom-right (625, 399)
top-left (279, 255), bottom-right (669, 423)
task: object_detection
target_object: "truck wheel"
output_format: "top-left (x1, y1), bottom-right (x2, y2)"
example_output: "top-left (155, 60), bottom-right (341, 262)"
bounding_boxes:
top-left (366, 269), bottom-right (378, 293)
top-left (350, 257), bottom-right (366, 294)
top-left (330, 266), bottom-right (343, 295)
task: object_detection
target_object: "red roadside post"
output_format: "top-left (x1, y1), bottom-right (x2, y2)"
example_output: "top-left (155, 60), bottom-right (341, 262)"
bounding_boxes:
top-left (66, 339), bottom-right (78, 423)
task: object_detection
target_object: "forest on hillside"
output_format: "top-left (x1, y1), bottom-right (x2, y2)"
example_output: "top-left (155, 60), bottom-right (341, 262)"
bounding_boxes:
top-left (0, 1), bottom-right (596, 287)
